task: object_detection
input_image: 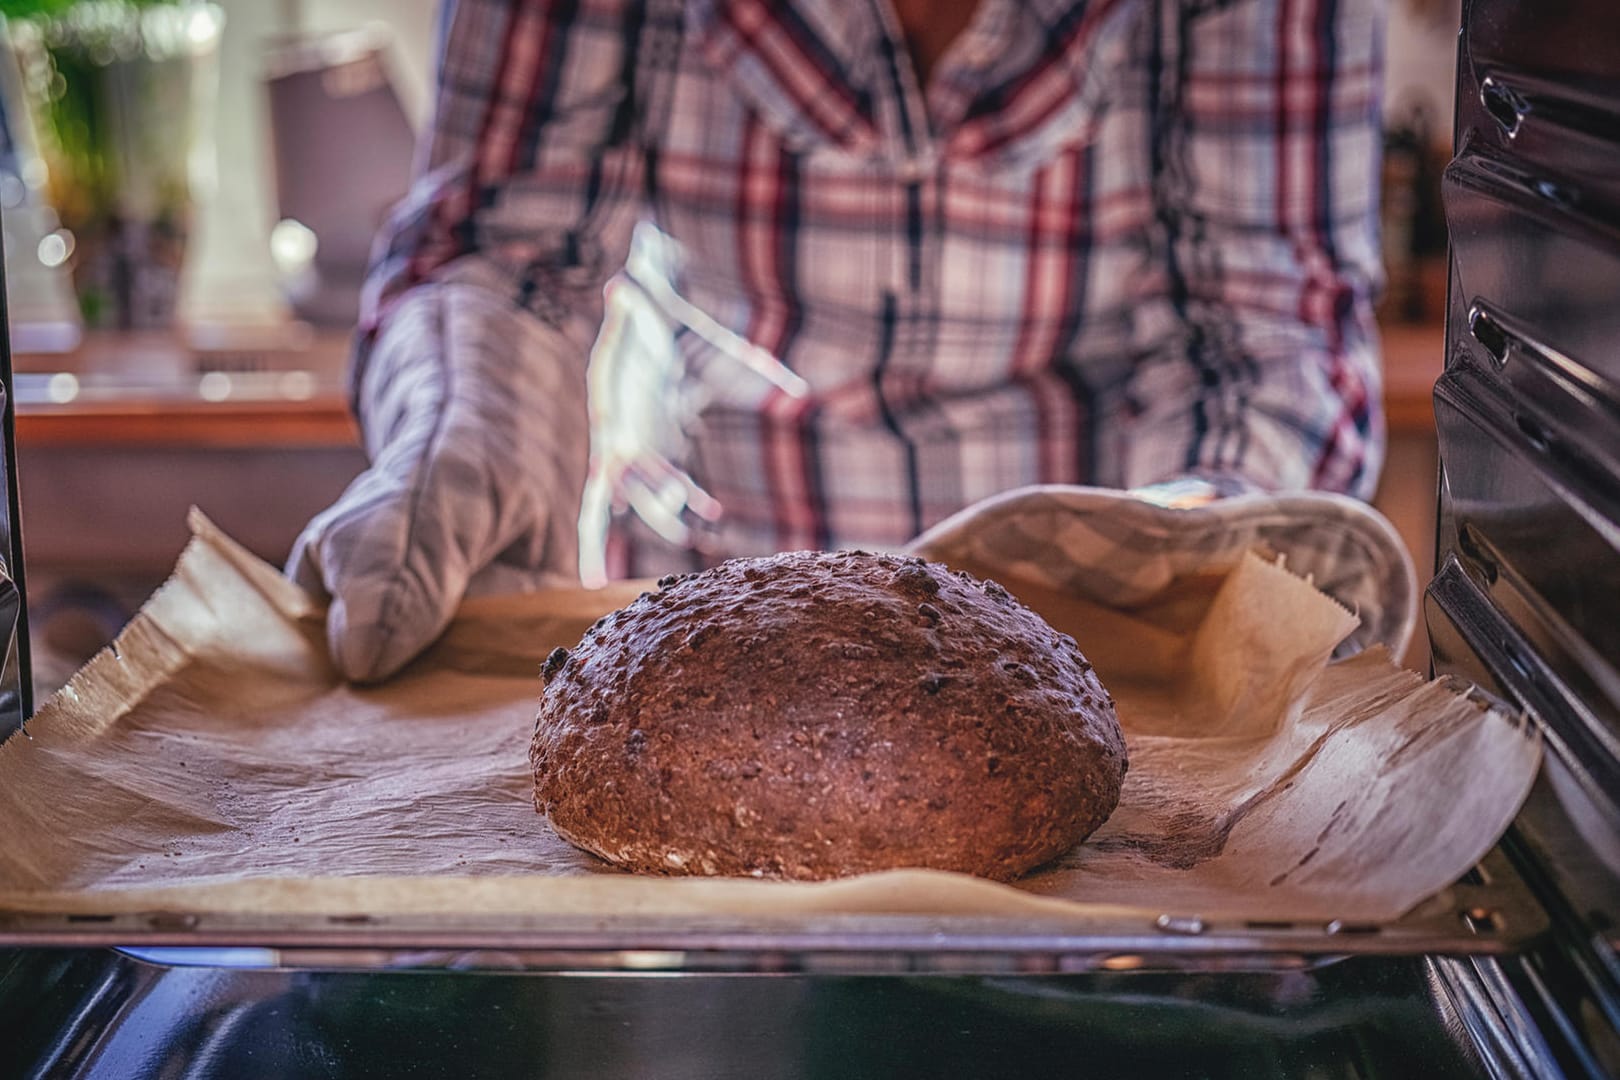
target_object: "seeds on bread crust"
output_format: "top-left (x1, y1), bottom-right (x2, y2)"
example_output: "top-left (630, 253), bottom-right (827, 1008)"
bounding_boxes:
top-left (530, 550), bottom-right (1127, 881)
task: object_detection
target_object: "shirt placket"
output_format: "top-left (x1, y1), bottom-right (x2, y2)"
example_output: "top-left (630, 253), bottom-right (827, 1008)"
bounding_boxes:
top-left (860, 0), bottom-right (938, 535)
top-left (862, 0), bottom-right (933, 302)
top-left (870, 0), bottom-right (1012, 331)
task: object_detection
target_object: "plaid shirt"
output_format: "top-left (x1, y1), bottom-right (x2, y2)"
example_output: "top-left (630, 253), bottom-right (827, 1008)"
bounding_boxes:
top-left (361, 0), bottom-right (1385, 572)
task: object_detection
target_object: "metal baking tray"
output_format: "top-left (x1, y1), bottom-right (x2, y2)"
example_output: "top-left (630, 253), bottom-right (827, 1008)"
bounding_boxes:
top-left (0, 843), bottom-right (1551, 972)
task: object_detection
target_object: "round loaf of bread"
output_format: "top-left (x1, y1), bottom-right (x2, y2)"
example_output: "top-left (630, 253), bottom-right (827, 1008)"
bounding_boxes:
top-left (530, 550), bottom-right (1127, 881)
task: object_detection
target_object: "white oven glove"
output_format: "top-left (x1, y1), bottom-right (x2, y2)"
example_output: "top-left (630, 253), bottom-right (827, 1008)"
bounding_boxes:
top-left (909, 485), bottom-right (1418, 659)
top-left (286, 284), bottom-right (591, 683)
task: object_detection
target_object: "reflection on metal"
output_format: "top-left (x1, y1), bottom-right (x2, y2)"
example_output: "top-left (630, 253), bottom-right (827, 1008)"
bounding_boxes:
top-left (1154, 914), bottom-right (1207, 936)
top-left (0, 201), bottom-right (33, 740)
top-left (1432, 2), bottom-right (1620, 1074)
top-left (1480, 76), bottom-right (1531, 139)
top-left (0, 947), bottom-right (1526, 1080)
top-left (0, 564), bottom-right (23, 738)
top-left (1427, 956), bottom-right (1564, 1079)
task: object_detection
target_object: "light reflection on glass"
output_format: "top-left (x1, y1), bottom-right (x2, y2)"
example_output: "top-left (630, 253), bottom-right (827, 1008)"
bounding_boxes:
top-left (46, 372), bottom-right (79, 403)
top-left (197, 371), bottom-right (232, 402)
top-left (36, 230), bottom-right (72, 268)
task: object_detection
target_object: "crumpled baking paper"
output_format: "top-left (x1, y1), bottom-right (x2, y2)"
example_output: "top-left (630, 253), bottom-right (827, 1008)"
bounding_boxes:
top-left (0, 509), bottom-right (1539, 924)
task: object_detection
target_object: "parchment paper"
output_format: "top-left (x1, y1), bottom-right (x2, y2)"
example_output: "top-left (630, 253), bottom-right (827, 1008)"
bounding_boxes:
top-left (0, 511), bottom-right (1541, 922)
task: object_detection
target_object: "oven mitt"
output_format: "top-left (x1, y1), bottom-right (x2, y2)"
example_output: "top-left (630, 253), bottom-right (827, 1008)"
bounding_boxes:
top-left (286, 284), bottom-right (592, 683)
top-left (908, 485), bottom-right (1418, 659)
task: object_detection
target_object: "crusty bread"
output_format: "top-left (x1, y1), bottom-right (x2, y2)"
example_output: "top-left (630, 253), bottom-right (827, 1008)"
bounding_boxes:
top-left (530, 550), bottom-right (1126, 881)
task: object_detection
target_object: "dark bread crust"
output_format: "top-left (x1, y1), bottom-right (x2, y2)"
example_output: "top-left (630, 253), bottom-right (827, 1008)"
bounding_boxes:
top-left (530, 551), bottom-right (1127, 881)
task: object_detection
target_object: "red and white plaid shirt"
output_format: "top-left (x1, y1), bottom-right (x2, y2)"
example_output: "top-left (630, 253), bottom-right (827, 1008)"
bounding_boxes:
top-left (361, 0), bottom-right (1385, 574)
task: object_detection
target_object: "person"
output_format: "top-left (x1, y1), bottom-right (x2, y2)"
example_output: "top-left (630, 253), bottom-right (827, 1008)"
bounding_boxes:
top-left (289, 0), bottom-right (1386, 683)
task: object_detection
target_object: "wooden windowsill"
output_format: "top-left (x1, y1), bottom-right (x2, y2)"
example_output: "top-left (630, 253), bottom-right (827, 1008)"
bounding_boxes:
top-left (12, 327), bottom-right (357, 449)
top-left (17, 399), bottom-right (358, 449)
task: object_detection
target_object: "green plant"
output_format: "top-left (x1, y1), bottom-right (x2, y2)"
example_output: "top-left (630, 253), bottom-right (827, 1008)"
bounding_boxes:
top-left (5, 0), bottom-right (220, 326)
top-left (0, 0), bottom-right (176, 17)
top-left (0, 1), bottom-right (77, 17)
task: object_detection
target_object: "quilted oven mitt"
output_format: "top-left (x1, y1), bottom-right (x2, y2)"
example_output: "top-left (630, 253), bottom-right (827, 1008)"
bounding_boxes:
top-left (287, 284), bottom-right (593, 683)
top-left (908, 485), bottom-right (1418, 660)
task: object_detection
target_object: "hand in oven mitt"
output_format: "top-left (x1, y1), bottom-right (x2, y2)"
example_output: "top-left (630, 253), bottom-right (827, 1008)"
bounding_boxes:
top-left (287, 285), bottom-right (591, 683)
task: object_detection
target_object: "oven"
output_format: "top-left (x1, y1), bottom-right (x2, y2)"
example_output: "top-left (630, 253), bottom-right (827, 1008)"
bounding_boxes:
top-left (0, 1), bottom-right (1616, 1076)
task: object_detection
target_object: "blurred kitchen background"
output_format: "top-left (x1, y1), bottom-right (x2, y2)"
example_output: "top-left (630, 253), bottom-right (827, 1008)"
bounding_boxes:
top-left (1, 0), bottom-right (1458, 694)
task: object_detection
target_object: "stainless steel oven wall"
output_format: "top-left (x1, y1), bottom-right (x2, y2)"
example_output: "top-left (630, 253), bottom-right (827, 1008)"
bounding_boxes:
top-left (1430, 1), bottom-right (1620, 1076)
top-left (0, 201), bottom-right (33, 740)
